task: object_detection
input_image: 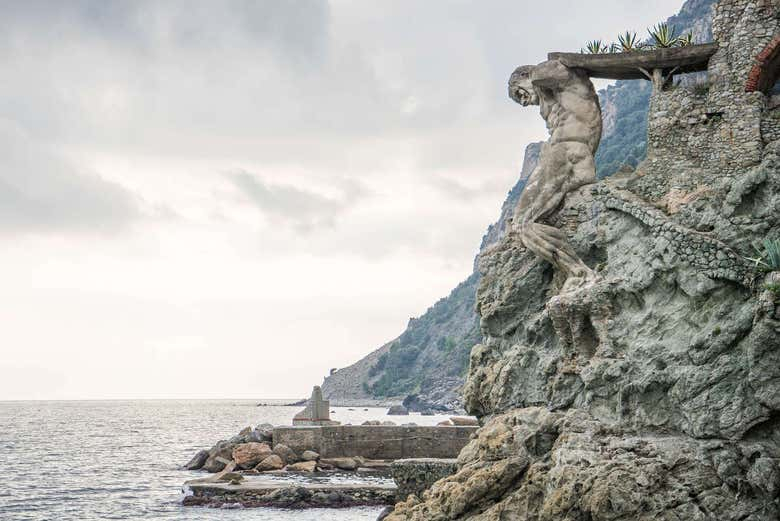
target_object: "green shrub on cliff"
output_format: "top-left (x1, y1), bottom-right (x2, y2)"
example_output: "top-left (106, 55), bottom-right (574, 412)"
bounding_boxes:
top-left (595, 80), bottom-right (651, 178)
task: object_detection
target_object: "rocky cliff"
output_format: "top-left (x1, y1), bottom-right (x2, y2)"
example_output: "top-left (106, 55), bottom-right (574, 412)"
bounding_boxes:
top-left (323, 0), bottom-right (717, 411)
top-left (386, 0), bottom-right (780, 518)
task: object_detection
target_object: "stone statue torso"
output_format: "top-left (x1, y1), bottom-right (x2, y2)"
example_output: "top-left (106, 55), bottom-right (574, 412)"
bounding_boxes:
top-left (536, 67), bottom-right (602, 152)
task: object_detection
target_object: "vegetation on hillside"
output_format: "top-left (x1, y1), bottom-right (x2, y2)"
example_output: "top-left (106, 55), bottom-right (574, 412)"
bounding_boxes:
top-left (365, 274), bottom-right (481, 398)
top-left (595, 80), bottom-right (651, 178)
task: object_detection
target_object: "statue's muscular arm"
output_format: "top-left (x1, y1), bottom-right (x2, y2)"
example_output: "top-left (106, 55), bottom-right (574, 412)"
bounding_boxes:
top-left (530, 60), bottom-right (573, 89)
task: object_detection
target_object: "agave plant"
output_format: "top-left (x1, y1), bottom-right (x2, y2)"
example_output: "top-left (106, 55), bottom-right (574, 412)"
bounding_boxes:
top-left (609, 42), bottom-right (621, 54)
top-left (617, 31), bottom-right (640, 52)
top-left (648, 22), bottom-right (679, 48)
top-left (678, 31), bottom-right (695, 47)
top-left (583, 40), bottom-right (609, 54)
top-left (764, 239), bottom-right (780, 269)
top-left (748, 238), bottom-right (780, 270)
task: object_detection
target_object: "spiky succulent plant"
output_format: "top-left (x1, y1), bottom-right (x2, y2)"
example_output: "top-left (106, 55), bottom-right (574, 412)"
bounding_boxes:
top-left (648, 22), bottom-right (679, 48)
top-left (583, 40), bottom-right (609, 54)
top-left (678, 31), bottom-right (695, 47)
top-left (617, 31), bottom-right (640, 52)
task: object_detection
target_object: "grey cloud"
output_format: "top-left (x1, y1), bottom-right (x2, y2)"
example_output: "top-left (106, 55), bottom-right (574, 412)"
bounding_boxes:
top-left (0, 121), bottom-right (140, 234)
top-left (0, 0), bottom-right (685, 239)
top-left (426, 175), bottom-right (488, 202)
top-left (0, 0), bottom-right (329, 63)
top-left (227, 170), bottom-right (366, 232)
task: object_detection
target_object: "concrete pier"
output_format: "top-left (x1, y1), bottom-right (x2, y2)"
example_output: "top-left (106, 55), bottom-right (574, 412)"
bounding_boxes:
top-left (183, 477), bottom-right (397, 508)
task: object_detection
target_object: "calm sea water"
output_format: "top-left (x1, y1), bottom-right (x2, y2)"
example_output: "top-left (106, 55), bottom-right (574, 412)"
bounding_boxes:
top-left (0, 400), bottom-right (454, 520)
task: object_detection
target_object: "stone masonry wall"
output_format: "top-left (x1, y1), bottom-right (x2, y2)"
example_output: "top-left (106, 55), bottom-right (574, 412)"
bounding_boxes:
top-left (763, 105), bottom-right (780, 142)
top-left (592, 184), bottom-right (753, 285)
top-left (273, 425), bottom-right (477, 460)
top-left (641, 0), bottom-right (778, 202)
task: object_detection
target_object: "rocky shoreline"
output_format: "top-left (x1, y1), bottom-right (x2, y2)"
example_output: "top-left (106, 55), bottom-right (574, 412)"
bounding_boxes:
top-left (181, 416), bottom-right (476, 510)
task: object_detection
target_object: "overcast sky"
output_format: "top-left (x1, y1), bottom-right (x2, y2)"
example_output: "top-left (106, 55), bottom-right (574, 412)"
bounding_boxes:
top-left (0, 0), bottom-right (684, 400)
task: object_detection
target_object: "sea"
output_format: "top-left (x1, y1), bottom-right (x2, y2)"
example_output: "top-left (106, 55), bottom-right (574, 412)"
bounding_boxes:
top-left (0, 400), bottom-right (455, 520)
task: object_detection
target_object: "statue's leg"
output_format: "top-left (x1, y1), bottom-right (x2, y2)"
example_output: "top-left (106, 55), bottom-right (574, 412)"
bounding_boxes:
top-left (513, 142), bottom-right (594, 279)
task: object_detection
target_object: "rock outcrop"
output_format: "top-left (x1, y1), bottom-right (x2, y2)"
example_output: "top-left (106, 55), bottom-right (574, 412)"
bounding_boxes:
top-left (385, 0), bottom-right (780, 519)
top-left (323, 0), bottom-right (720, 413)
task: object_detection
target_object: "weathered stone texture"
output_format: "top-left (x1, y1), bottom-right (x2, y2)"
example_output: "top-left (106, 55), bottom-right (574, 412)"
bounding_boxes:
top-left (185, 480), bottom-right (397, 508)
top-left (387, 408), bottom-right (780, 521)
top-left (391, 459), bottom-right (459, 501)
top-left (464, 174), bottom-right (778, 441)
top-left (385, 1), bottom-right (780, 519)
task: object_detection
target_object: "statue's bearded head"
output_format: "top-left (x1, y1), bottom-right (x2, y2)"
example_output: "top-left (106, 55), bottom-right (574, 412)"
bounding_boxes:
top-left (508, 65), bottom-right (539, 106)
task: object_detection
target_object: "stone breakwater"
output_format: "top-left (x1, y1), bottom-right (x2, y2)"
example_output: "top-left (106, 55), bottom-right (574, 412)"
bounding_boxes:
top-left (273, 425), bottom-right (476, 461)
top-left (182, 421), bottom-right (476, 509)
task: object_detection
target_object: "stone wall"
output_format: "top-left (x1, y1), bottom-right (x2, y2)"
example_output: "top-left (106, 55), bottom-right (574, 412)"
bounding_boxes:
top-left (746, 34), bottom-right (780, 92)
top-left (273, 425), bottom-right (477, 460)
top-left (593, 184), bottom-right (753, 286)
top-left (640, 0), bottom-right (778, 203)
top-left (763, 104), bottom-right (780, 143)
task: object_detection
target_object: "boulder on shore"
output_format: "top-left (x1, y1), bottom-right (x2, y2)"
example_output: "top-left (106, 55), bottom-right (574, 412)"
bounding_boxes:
top-left (232, 442), bottom-right (272, 470)
top-left (272, 443), bottom-right (299, 465)
top-left (251, 423), bottom-right (274, 443)
top-left (202, 441), bottom-right (234, 473)
top-left (255, 454), bottom-right (284, 471)
top-left (203, 455), bottom-right (232, 473)
top-left (184, 449), bottom-right (210, 470)
top-left (301, 450), bottom-right (319, 461)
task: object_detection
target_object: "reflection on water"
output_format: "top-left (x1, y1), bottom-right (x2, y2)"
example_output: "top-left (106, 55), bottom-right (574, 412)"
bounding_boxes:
top-left (0, 400), bottom-right (453, 520)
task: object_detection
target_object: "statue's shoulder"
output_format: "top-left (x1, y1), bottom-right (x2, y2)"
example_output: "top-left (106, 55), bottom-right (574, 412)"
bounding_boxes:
top-left (531, 60), bottom-right (575, 87)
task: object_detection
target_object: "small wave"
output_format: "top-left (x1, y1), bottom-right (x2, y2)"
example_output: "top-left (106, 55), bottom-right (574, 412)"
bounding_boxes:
top-left (178, 484), bottom-right (193, 504)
